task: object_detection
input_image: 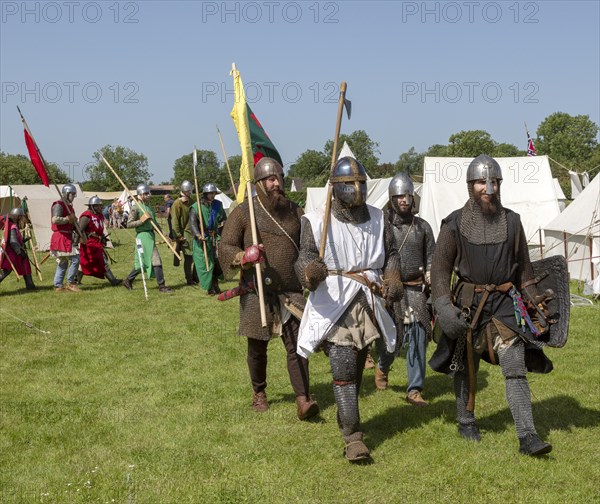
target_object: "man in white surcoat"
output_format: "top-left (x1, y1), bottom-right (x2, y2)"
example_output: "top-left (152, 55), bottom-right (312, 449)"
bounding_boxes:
top-left (295, 156), bottom-right (403, 462)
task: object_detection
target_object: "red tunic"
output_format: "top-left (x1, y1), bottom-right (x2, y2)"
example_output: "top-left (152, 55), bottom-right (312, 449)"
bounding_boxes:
top-left (1, 220), bottom-right (31, 275)
top-left (50, 200), bottom-right (75, 253)
top-left (79, 209), bottom-right (106, 278)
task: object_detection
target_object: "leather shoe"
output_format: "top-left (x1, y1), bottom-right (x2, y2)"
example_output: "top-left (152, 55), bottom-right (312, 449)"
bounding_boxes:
top-left (122, 278), bottom-right (133, 290)
top-left (458, 423), bottom-right (481, 442)
top-left (406, 389), bottom-right (428, 406)
top-left (252, 391), bottom-right (268, 413)
top-left (158, 284), bottom-right (172, 293)
top-left (296, 396), bottom-right (319, 420)
top-left (66, 283), bottom-right (81, 292)
top-left (519, 433), bottom-right (552, 456)
top-left (375, 367), bottom-right (388, 390)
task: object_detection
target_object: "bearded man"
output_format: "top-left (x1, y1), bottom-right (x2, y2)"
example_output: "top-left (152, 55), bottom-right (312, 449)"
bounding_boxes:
top-left (219, 157), bottom-right (319, 421)
top-left (430, 154), bottom-right (553, 456)
top-left (296, 156), bottom-right (403, 462)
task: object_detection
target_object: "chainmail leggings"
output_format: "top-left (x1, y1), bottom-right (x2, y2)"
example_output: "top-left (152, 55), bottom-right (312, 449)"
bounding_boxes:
top-left (454, 339), bottom-right (536, 438)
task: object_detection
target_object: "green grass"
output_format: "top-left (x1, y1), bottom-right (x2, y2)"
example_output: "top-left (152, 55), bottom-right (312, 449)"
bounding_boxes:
top-left (1, 227), bottom-right (599, 503)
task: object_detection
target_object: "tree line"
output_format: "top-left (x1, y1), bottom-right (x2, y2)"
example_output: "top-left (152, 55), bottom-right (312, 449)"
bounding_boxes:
top-left (1, 112), bottom-right (598, 196)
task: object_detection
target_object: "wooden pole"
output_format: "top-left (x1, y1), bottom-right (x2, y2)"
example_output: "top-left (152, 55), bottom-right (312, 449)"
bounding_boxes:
top-left (319, 82), bottom-right (348, 259)
top-left (99, 154), bottom-right (181, 260)
top-left (192, 147), bottom-right (210, 270)
top-left (0, 243), bottom-right (21, 281)
top-left (216, 125), bottom-right (238, 200)
top-left (247, 180), bottom-right (267, 327)
top-left (538, 228), bottom-right (544, 259)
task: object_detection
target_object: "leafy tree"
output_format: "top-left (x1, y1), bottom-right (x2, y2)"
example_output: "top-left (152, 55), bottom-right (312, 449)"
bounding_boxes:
top-left (223, 155), bottom-right (242, 195)
top-left (287, 149), bottom-right (330, 187)
top-left (395, 147), bottom-right (425, 176)
top-left (375, 162), bottom-right (397, 178)
top-left (493, 143), bottom-right (523, 157)
top-left (426, 144), bottom-right (449, 157)
top-left (171, 150), bottom-right (227, 192)
top-left (0, 151), bottom-right (70, 185)
top-left (85, 145), bottom-right (151, 191)
top-left (447, 130), bottom-right (496, 157)
top-left (324, 130), bottom-right (380, 175)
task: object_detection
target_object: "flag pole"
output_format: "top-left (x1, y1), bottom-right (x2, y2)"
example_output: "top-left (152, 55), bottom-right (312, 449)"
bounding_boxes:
top-left (99, 154), bottom-right (181, 260)
top-left (216, 125), bottom-right (238, 200)
top-left (319, 82), bottom-right (348, 259)
top-left (17, 106), bottom-right (87, 244)
top-left (192, 147), bottom-right (210, 270)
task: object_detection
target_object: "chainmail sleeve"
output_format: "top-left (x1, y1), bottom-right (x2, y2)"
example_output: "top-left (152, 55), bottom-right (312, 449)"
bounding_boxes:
top-left (218, 205), bottom-right (248, 279)
top-left (383, 215), bottom-right (402, 275)
top-left (51, 202), bottom-right (69, 225)
top-left (424, 219), bottom-right (436, 273)
top-left (127, 207), bottom-right (143, 229)
top-left (430, 222), bottom-right (457, 301)
top-left (294, 216), bottom-right (319, 290)
top-left (189, 205), bottom-right (200, 237)
top-left (9, 228), bottom-right (22, 254)
top-left (79, 215), bottom-right (90, 233)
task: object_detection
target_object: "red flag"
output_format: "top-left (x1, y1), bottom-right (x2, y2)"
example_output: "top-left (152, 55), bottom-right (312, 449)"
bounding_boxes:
top-left (24, 128), bottom-right (49, 186)
top-left (527, 130), bottom-right (537, 157)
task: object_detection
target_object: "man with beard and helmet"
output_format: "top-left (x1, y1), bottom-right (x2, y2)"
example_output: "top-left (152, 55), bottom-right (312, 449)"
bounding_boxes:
top-left (430, 154), bottom-right (554, 456)
top-left (77, 196), bottom-right (121, 286)
top-left (50, 183), bottom-right (81, 292)
top-left (296, 156), bottom-right (403, 462)
top-left (122, 184), bottom-right (172, 293)
top-left (190, 182), bottom-right (226, 295)
top-left (375, 172), bottom-right (435, 407)
top-left (171, 180), bottom-right (198, 286)
top-left (219, 157), bottom-right (319, 421)
top-left (0, 208), bottom-right (36, 290)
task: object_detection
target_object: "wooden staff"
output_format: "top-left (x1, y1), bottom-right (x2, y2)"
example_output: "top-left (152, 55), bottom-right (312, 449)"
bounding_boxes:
top-left (216, 125), bottom-right (238, 200)
top-left (99, 154), bottom-right (181, 260)
top-left (319, 82), bottom-right (350, 258)
top-left (192, 147), bottom-right (210, 270)
top-left (25, 223), bottom-right (42, 281)
top-left (247, 180), bottom-right (267, 327)
top-left (17, 106), bottom-right (87, 244)
top-left (0, 243), bottom-right (22, 281)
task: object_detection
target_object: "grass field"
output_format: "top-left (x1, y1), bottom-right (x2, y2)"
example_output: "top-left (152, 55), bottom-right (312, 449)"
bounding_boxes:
top-left (1, 226), bottom-right (599, 503)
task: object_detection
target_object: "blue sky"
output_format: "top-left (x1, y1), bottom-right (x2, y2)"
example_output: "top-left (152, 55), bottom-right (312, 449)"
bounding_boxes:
top-left (1, 0), bottom-right (599, 183)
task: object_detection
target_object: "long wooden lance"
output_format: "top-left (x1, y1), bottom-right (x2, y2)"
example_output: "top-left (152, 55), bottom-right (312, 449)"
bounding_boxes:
top-left (246, 180), bottom-right (268, 327)
top-left (319, 82), bottom-right (350, 259)
top-left (216, 125), bottom-right (238, 200)
top-left (17, 106), bottom-right (87, 245)
top-left (192, 147), bottom-right (210, 270)
top-left (24, 222), bottom-right (43, 281)
top-left (99, 154), bottom-right (181, 260)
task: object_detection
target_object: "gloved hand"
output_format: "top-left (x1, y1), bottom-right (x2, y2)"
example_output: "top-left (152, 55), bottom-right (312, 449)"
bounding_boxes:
top-left (241, 244), bottom-right (266, 270)
top-left (434, 295), bottom-right (469, 340)
top-left (382, 277), bottom-right (403, 303)
top-left (304, 258), bottom-right (328, 291)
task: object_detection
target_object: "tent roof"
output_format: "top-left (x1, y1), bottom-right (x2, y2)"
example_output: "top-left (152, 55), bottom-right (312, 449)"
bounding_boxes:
top-left (544, 174), bottom-right (599, 236)
top-left (419, 155), bottom-right (561, 245)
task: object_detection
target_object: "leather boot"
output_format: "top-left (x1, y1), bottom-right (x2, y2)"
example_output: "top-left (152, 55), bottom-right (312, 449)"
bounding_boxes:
top-left (252, 391), bottom-right (269, 412)
top-left (296, 396), bottom-right (319, 420)
top-left (343, 432), bottom-right (370, 462)
top-left (458, 423), bottom-right (481, 442)
top-left (122, 278), bottom-right (133, 290)
top-left (105, 269), bottom-right (122, 286)
top-left (158, 283), bottom-right (172, 293)
top-left (24, 274), bottom-right (37, 290)
top-left (519, 433), bottom-right (552, 456)
top-left (375, 366), bottom-right (388, 390)
top-left (406, 389), bottom-right (428, 407)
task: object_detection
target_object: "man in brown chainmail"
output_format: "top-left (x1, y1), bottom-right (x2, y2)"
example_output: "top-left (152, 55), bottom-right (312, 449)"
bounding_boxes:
top-left (430, 154), bottom-right (553, 456)
top-left (296, 156), bottom-right (403, 462)
top-left (219, 157), bottom-right (319, 421)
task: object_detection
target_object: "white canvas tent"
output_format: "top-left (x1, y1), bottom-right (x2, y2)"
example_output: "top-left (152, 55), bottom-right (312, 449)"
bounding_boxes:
top-left (4, 184), bottom-right (87, 251)
top-left (544, 173), bottom-right (600, 284)
top-left (419, 156), bottom-right (561, 248)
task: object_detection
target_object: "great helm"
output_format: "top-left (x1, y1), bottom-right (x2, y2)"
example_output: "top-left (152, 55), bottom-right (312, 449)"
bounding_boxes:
top-left (180, 180), bottom-right (194, 193)
top-left (136, 184), bottom-right (151, 196)
top-left (466, 154), bottom-right (502, 195)
top-left (87, 195), bottom-right (102, 206)
top-left (330, 156), bottom-right (368, 207)
top-left (8, 207), bottom-right (25, 221)
top-left (202, 183), bottom-right (220, 194)
top-left (61, 183), bottom-right (77, 198)
top-left (254, 157), bottom-right (283, 183)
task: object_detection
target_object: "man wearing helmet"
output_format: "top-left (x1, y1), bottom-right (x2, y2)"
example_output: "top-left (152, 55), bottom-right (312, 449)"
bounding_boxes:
top-left (189, 182), bottom-right (226, 295)
top-left (374, 173), bottom-right (435, 407)
top-left (430, 154), bottom-right (553, 456)
top-left (219, 157), bottom-right (319, 421)
top-left (50, 183), bottom-right (81, 292)
top-left (78, 196), bottom-right (121, 286)
top-left (171, 180), bottom-right (198, 286)
top-left (0, 207), bottom-right (36, 290)
top-left (296, 156), bottom-right (403, 462)
top-left (122, 184), bottom-right (172, 293)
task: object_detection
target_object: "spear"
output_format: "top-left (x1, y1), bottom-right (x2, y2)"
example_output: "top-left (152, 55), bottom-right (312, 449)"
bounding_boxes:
top-left (319, 82), bottom-right (351, 258)
top-left (216, 125), bottom-right (238, 200)
top-left (99, 154), bottom-right (181, 260)
top-left (192, 147), bottom-right (210, 270)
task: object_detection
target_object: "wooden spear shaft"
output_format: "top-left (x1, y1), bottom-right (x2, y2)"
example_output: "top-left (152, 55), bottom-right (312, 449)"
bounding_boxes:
top-left (99, 154), bottom-right (181, 260)
top-left (246, 180), bottom-right (268, 327)
top-left (0, 243), bottom-right (22, 280)
top-left (319, 82), bottom-right (348, 259)
top-left (25, 223), bottom-right (42, 281)
top-left (192, 148), bottom-right (210, 270)
top-left (216, 125), bottom-right (238, 200)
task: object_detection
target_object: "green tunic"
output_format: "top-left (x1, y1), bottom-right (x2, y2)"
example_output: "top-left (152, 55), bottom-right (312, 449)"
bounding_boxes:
top-left (191, 201), bottom-right (225, 290)
top-left (133, 202), bottom-right (157, 278)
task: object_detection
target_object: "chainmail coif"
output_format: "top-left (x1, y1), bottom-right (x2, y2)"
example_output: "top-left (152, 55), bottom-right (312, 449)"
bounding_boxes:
top-left (459, 183), bottom-right (507, 245)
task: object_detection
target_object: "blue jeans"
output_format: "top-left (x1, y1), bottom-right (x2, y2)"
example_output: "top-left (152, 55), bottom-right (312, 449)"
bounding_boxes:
top-left (54, 255), bottom-right (80, 287)
top-left (377, 321), bottom-right (427, 392)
